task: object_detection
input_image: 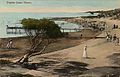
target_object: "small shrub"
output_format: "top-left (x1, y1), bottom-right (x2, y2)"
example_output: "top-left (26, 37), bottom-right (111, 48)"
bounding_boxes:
top-left (2, 73), bottom-right (34, 77)
top-left (0, 59), bottom-right (12, 65)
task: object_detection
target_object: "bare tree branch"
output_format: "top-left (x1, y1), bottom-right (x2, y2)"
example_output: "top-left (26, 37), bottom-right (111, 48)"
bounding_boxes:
top-left (29, 45), bottom-right (47, 58)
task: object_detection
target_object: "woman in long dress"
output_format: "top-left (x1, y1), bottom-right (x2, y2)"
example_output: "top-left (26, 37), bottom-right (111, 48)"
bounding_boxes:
top-left (83, 45), bottom-right (87, 58)
top-left (6, 39), bottom-right (13, 48)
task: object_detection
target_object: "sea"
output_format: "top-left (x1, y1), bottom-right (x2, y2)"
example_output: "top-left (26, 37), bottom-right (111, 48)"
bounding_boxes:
top-left (0, 12), bottom-right (91, 38)
top-left (0, 0), bottom-right (119, 38)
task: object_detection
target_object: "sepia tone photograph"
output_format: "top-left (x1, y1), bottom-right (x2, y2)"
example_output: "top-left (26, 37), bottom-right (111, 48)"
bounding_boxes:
top-left (0, 0), bottom-right (120, 77)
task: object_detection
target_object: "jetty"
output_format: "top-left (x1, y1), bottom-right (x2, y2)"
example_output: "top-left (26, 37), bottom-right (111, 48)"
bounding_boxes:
top-left (6, 25), bottom-right (24, 34)
top-left (6, 25), bottom-right (86, 34)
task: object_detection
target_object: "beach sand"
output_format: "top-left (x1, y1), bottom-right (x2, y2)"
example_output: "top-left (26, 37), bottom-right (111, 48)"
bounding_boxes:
top-left (28, 18), bottom-right (120, 76)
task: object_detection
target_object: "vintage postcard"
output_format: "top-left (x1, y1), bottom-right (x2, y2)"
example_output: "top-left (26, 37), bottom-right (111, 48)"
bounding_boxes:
top-left (0, 0), bottom-right (120, 77)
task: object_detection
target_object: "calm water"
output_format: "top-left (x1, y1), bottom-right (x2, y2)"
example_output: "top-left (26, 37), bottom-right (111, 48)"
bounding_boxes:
top-left (0, 12), bottom-right (87, 38)
top-left (0, 0), bottom-right (119, 38)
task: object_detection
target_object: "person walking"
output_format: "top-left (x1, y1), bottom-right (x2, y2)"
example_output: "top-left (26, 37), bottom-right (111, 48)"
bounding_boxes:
top-left (113, 34), bottom-right (117, 42)
top-left (6, 40), bottom-right (10, 48)
top-left (115, 38), bottom-right (119, 46)
top-left (9, 39), bottom-right (13, 48)
top-left (6, 39), bottom-right (13, 48)
top-left (83, 45), bottom-right (88, 58)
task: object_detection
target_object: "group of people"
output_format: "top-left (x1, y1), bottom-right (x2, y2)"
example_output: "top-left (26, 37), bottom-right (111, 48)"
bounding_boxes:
top-left (67, 18), bottom-right (106, 32)
top-left (82, 32), bottom-right (120, 59)
top-left (106, 32), bottom-right (119, 46)
top-left (113, 24), bottom-right (118, 29)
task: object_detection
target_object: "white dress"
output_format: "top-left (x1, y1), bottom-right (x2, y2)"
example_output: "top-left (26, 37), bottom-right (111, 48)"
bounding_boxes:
top-left (83, 46), bottom-right (87, 58)
top-left (6, 42), bottom-right (10, 48)
top-left (6, 40), bottom-right (12, 48)
top-left (9, 41), bottom-right (13, 48)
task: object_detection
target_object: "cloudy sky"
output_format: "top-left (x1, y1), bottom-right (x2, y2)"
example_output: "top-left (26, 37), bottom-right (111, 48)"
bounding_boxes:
top-left (0, 0), bottom-right (119, 12)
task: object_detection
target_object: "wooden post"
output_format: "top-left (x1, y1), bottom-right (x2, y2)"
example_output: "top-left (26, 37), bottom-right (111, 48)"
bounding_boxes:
top-left (6, 28), bottom-right (8, 34)
top-left (12, 29), bottom-right (13, 34)
top-left (19, 30), bottom-right (21, 34)
top-left (6, 25), bottom-right (8, 34)
top-left (15, 28), bottom-right (17, 34)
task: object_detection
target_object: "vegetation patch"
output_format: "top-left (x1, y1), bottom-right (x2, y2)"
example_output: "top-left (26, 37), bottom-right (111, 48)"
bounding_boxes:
top-left (107, 53), bottom-right (120, 65)
top-left (0, 59), bottom-right (12, 66)
top-left (82, 66), bottom-right (120, 77)
top-left (0, 54), bottom-right (15, 58)
top-left (53, 61), bottom-right (88, 76)
top-left (0, 72), bottom-right (34, 77)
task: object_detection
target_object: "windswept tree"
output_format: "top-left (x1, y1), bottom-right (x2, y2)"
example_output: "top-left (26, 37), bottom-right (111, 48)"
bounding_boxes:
top-left (17, 18), bottom-right (62, 64)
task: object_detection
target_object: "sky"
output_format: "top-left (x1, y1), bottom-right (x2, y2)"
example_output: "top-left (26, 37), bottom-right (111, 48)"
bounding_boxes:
top-left (0, 0), bottom-right (119, 13)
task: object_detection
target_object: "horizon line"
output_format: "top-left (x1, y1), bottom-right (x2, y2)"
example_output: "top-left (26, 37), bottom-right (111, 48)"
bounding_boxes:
top-left (0, 7), bottom-right (117, 13)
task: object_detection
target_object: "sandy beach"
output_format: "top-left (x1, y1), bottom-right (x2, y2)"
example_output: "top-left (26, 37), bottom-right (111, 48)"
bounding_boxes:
top-left (28, 18), bottom-right (120, 76)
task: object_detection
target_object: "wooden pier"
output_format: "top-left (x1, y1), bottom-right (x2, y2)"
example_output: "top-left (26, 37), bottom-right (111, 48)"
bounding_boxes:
top-left (6, 25), bottom-right (91, 34)
top-left (6, 25), bottom-right (24, 34)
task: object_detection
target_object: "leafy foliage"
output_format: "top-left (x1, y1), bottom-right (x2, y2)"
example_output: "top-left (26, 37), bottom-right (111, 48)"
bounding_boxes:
top-left (2, 73), bottom-right (34, 77)
top-left (21, 18), bottom-right (62, 39)
top-left (0, 59), bottom-right (12, 65)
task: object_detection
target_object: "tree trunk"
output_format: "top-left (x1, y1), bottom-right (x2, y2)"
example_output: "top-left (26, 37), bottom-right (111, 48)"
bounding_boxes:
top-left (16, 53), bottom-right (30, 64)
top-left (16, 34), bottom-right (49, 64)
top-left (16, 46), bottom-right (47, 64)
